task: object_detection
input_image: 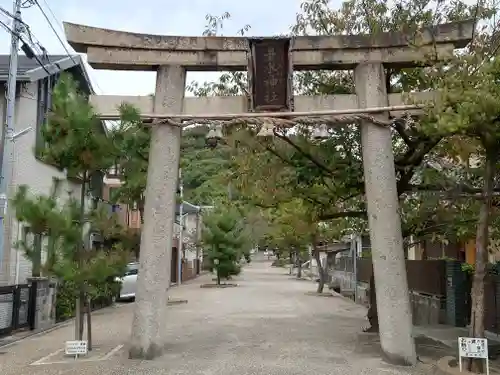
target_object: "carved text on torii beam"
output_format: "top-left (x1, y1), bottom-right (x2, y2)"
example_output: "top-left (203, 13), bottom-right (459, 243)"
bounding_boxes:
top-left (249, 38), bottom-right (291, 112)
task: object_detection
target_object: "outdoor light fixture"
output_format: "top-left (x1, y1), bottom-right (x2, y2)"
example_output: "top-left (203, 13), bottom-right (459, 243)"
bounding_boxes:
top-left (8, 126), bottom-right (33, 141)
top-left (312, 124), bottom-right (329, 140)
top-left (256, 121), bottom-right (275, 137)
top-left (205, 125), bottom-right (223, 148)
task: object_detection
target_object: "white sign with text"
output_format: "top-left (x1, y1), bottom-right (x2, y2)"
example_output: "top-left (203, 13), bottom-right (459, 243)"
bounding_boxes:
top-left (458, 337), bottom-right (489, 375)
top-left (65, 340), bottom-right (88, 357)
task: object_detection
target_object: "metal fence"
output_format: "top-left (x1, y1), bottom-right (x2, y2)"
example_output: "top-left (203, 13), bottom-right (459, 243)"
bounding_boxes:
top-left (332, 241), bottom-right (358, 298)
top-left (0, 284), bottom-right (33, 337)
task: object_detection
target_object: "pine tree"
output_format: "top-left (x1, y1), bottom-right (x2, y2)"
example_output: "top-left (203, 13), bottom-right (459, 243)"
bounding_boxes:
top-left (107, 104), bottom-right (149, 223)
top-left (202, 208), bottom-right (249, 284)
top-left (12, 73), bottom-right (127, 348)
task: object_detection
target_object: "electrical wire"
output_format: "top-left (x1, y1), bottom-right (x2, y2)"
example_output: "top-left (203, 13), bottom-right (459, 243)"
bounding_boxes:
top-left (0, 21), bottom-right (50, 74)
top-left (0, 6), bottom-right (49, 58)
top-left (32, 0), bottom-right (105, 95)
top-left (0, 18), bottom-right (50, 75)
top-left (3, 0), bottom-right (111, 126)
top-left (32, 0), bottom-right (77, 66)
top-left (21, 0), bottom-right (35, 9)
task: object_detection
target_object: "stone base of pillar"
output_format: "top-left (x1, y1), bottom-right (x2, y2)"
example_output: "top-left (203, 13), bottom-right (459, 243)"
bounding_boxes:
top-left (129, 343), bottom-right (164, 360)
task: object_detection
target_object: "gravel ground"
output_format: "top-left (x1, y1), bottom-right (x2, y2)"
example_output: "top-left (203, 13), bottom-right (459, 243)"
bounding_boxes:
top-left (0, 256), bottom-right (438, 375)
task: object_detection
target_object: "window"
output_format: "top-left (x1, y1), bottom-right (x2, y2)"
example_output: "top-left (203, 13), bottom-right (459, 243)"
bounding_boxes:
top-left (107, 163), bottom-right (121, 178)
top-left (35, 74), bottom-right (59, 155)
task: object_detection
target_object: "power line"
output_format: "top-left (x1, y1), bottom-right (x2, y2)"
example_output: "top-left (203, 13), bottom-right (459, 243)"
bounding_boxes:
top-left (4, 0), bottom-right (103, 94)
top-left (32, 0), bottom-right (77, 66)
top-left (32, 0), bottom-right (104, 95)
top-left (0, 18), bottom-right (50, 75)
top-left (0, 5), bottom-right (47, 57)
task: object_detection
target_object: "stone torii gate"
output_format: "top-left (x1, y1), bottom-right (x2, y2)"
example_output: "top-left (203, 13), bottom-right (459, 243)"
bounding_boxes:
top-left (64, 21), bottom-right (473, 364)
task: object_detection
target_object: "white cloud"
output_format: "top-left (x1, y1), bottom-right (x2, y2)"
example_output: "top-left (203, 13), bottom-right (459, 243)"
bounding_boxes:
top-left (0, 0), bottom-right (302, 95)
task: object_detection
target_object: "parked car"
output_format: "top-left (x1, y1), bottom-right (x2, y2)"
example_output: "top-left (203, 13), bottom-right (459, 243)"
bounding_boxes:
top-left (116, 262), bottom-right (139, 301)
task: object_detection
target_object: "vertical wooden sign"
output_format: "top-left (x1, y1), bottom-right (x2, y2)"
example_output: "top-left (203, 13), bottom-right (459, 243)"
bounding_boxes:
top-left (247, 38), bottom-right (293, 112)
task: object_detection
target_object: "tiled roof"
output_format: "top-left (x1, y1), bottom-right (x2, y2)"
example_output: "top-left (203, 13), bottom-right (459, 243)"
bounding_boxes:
top-left (0, 54), bottom-right (70, 81)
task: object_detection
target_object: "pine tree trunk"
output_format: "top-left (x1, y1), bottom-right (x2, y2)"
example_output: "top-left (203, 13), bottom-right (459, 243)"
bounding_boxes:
top-left (46, 232), bottom-right (56, 271)
top-left (86, 296), bottom-right (92, 350)
top-left (32, 233), bottom-right (42, 277)
top-left (76, 172), bottom-right (87, 341)
top-left (297, 256), bottom-right (302, 279)
top-left (74, 296), bottom-right (80, 340)
top-left (78, 293), bottom-right (85, 340)
top-left (468, 153), bottom-right (495, 373)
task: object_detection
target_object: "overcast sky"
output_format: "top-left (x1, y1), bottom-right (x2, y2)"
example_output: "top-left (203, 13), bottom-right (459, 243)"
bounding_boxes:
top-left (0, 0), bottom-right (305, 96)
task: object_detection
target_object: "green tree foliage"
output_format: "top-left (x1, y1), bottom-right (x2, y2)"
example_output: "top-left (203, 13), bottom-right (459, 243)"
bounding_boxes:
top-left (108, 104), bottom-right (149, 222)
top-left (40, 73), bottom-right (110, 178)
top-left (187, 4), bottom-right (500, 361)
top-left (11, 182), bottom-right (58, 277)
top-left (13, 73), bottom-right (128, 346)
top-left (11, 181), bottom-right (128, 324)
top-left (187, 1), bottom-right (493, 246)
top-left (108, 109), bottom-right (231, 214)
top-left (201, 207), bottom-right (249, 284)
top-left (418, 35), bottom-right (500, 371)
top-left (180, 125), bottom-right (232, 205)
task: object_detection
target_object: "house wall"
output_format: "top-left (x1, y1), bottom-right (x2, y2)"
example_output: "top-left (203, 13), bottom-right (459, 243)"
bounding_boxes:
top-left (0, 82), bottom-right (85, 285)
top-left (102, 177), bottom-right (141, 229)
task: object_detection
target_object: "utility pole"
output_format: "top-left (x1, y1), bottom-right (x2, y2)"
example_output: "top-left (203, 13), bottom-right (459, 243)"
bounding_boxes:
top-left (0, 0), bottom-right (22, 270)
top-left (177, 168), bottom-right (183, 286)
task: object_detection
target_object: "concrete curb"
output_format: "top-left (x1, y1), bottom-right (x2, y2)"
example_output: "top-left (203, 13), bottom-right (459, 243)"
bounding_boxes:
top-left (200, 283), bottom-right (238, 288)
top-left (167, 298), bottom-right (188, 305)
top-left (0, 273), bottom-right (211, 350)
top-left (304, 291), bottom-right (339, 297)
top-left (0, 319), bottom-right (73, 349)
top-left (0, 302), bottom-right (129, 349)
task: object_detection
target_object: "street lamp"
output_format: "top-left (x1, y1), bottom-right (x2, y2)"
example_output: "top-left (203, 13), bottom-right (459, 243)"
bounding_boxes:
top-left (9, 127), bottom-right (33, 140)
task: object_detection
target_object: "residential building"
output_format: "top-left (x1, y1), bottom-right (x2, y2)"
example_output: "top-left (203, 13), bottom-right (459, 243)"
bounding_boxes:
top-left (103, 168), bottom-right (206, 280)
top-left (103, 166), bottom-right (141, 229)
top-left (0, 55), bottom-right (101, 285)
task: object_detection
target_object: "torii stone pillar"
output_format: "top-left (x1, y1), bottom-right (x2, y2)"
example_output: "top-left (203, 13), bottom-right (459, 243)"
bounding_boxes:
top-left (355, 63), bottom-right (415, 365)
top-left (128, 65), bottom-right (185, 359)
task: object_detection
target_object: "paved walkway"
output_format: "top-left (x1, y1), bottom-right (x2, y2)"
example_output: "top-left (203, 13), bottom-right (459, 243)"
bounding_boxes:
top-left (0, 258), bottom-right (438, 375)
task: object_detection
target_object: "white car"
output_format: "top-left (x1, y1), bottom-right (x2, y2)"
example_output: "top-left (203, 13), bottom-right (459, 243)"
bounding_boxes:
top-left (116, 262), bottom-right (139, 301)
